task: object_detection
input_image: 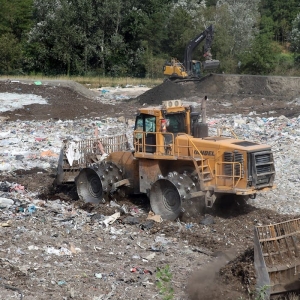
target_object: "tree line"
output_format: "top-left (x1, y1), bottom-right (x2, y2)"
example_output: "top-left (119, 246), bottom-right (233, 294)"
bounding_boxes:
top-left (0, 0), bottom-right (300, 77)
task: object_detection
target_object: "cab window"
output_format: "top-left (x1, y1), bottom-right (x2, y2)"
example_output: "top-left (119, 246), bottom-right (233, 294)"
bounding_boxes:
top-left (135, 114), bottom-right (156, 132)
top-left (165, 113), bottom-right (185, 134)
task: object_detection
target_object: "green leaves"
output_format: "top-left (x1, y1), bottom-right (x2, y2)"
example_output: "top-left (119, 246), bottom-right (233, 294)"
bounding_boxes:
top-left (156, 265), bottom-right (174, 300)
top-left (0, 33), bottom-right (22, 73)
top-left (240, 33), bottom-right (280, 75)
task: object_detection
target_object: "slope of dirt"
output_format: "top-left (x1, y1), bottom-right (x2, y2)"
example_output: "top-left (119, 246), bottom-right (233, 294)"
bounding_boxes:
top-left (134, 74), bottom-right (300, 118)
top-left (0, 80), bottom-right (137, 121)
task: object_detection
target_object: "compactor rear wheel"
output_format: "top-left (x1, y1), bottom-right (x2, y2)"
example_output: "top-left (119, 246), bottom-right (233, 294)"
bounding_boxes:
top-left (76, 167), bottom-right (103, 204)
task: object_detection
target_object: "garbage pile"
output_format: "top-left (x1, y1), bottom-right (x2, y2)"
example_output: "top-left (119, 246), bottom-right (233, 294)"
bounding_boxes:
top-left (0, 117), bottom-right (134, 172)
top-left (0, 176), bottom-right (198, 299)
top-left (0, 106), bottom-right (299, 215)
top-left (95, 85), bottom-right (150, 105)
top-left (1, 99), bottom-right (300, 298)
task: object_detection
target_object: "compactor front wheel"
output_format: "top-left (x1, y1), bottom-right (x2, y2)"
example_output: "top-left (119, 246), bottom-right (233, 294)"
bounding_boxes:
top-left (150, 179), bottom-right (182, 221)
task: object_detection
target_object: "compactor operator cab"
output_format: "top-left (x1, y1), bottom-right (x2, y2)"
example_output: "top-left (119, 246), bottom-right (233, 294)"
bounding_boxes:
top-left (134, 100), bottom-right (190, 155)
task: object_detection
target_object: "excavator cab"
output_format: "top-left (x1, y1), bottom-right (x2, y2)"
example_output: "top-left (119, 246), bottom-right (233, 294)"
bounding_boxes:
top-left (192, 61), bottom-right (201, 77)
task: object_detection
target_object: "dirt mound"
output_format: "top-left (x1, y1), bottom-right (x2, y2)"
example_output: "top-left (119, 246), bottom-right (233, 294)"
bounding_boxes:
top-left (0, 80), bottom-right (120, 121)
top-left (136, 79), bottom-right (187, 105)
top-left (1, 78), bottom-right (97, 99)
top-left (136, 74), bottom-right (300, 106)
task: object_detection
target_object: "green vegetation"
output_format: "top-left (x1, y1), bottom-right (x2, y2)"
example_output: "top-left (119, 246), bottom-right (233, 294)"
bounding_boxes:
top-left (0, 0), bottom-right (300, 78)
top-left (0, 75), bottom-right (163, 88)
top-left (156, 265), bottom-right (174, 300)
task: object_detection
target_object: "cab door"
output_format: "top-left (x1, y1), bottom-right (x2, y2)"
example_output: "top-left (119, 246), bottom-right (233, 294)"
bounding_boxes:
top-left (135, 114), bottom-right (156, 153)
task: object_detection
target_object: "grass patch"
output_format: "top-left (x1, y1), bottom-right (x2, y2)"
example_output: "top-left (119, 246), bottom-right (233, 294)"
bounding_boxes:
top-left (0, 75), bottom-right (163, 88)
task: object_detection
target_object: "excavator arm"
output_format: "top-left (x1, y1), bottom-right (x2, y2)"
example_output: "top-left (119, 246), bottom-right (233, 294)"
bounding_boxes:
top-left (183, 25), bottom-right (219, 75)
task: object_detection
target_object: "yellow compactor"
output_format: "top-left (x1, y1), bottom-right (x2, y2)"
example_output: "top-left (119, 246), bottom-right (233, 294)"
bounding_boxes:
top-left (58, 99), bottom-right (276, 221)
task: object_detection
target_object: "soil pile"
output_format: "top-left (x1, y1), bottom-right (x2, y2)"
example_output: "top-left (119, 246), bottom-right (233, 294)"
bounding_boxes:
top-left (136, 80), bottom-right (187, 105)
top-left (136, 74), bottom-right (300, 106)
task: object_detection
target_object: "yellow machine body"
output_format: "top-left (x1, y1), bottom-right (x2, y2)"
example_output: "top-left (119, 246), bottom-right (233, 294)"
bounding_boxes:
top-left (163, 58), bottom-right (189, 79)
top-left (132, 101), bottom-right (275, 200)
top-left (61, 100), bottom-right (275, 221)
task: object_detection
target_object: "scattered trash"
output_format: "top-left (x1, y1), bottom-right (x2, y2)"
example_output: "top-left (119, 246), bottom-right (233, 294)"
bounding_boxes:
top-left (137, 242), bottom-right (146, 250)
top-left (146, 211), bottom-right (163, 223)
top-left (101, 212), bottom-right (120, 227)
top-left (200, 215), bottom-right (215, 225)
top-left (0, 221), bottom-right (11, 227)
top-left (130, 267), bottom-right (153, 275)
top-left (123, 216), bottom-right (140, 225)
top-left (28, 245), bottom-right (39, 250)
top-left (10, 184), bottom-right (25, 193)
top-left (185, 223), bottom-right (194, 229)
top-left (0, 197), bottom-right (14, 208)
top-left (45, 246), bottom-right (72, 256)
top-left (109, 226), bottom-right (123, 235)
top-left (143, 253), bottom-right (156, 261)
top-left (27, 205), bottom-right (37, 214)
top-left (140, 219), bottom-right (155, 230)
top-left (40, 150), bottom-right (58, 157)
top-left (101, 89), bottom-right (110, 94)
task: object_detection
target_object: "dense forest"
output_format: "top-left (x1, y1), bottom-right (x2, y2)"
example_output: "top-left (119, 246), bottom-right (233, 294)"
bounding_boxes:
top-left (0, 0), bottom-right (300, 77)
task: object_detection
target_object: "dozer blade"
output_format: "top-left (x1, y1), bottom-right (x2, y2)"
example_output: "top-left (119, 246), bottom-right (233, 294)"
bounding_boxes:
top-left (202, 59), bottom-right (220, 70)
top-left (254, 218), bottom-right (300, 298)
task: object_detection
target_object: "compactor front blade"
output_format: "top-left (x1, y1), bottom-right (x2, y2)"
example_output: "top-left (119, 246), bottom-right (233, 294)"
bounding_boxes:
top-left (254, 218), bottom-right (300, 298)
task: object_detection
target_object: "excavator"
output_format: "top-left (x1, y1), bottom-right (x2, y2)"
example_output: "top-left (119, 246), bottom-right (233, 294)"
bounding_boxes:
top-left (163, 25), bottom-right (220, 81)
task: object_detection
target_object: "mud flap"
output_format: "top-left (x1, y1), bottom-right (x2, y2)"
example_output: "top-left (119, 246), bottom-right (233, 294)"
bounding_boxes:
top-left (254, 218), bottom-right (300, 297)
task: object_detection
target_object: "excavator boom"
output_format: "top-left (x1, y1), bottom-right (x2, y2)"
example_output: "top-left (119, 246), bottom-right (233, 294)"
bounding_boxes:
top-left (184, 24), bottom-right (215, 74)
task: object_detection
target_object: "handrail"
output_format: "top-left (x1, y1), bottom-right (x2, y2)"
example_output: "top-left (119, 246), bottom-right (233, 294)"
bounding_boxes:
top-left (175, 133), bottom-right (214, 180)
top-left (133, 131), bottom-right (175, 155)
top-left (133, 131), bottom-right (215, 181)
top-left (215, 161), bottom-right (242, 188)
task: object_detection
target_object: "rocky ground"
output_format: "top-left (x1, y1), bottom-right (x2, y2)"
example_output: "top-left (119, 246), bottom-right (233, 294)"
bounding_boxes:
top-left (0, 76), bottom-right (300, 300)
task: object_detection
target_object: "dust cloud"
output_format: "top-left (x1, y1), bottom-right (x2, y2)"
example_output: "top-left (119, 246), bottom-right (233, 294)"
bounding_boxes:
top-left (187, 250), bottom-right (241, 300)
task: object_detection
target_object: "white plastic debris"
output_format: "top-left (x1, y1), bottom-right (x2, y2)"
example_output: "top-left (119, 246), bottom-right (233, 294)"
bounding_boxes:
top-left (101, 212), bottom-right (120, 227)
top-left (0, 198), bottom-right (14, 208)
